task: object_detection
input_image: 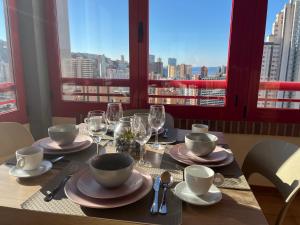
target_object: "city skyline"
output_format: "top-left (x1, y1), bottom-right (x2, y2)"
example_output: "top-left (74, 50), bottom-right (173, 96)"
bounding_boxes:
top-left (0, 0), bottom-right (289, 67)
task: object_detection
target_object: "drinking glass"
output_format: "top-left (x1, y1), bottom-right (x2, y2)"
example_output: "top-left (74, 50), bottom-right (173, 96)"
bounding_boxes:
top-left (149, 105), bottom-right (165, 149)
top-left (87, 110), bottom-right (108, 155)
top-left (106, 102), bottom-right (123, 132)
top-left (132, 113), bottom-right (152, 167)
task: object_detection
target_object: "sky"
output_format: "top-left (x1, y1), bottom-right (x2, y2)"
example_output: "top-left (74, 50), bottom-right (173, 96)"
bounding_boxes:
top-left (0, 0), bottom-right (290, 66)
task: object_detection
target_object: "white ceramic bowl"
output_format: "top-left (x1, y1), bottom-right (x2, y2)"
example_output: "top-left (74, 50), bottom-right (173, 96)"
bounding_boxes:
top-left (48, 124), bottom-right (79, 146)
top-left (89, 153), bottom-right (134, 188)
top-left (185, 133), bottom-right (218, 156)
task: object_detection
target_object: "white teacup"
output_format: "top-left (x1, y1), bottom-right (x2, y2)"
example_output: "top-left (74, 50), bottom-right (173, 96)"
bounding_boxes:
top-left (16, 146), bottom-right (43, 171)
top-left (184, 165), bottom-right (224, 195)
top-left (192, 124), bottom-right (209, 133)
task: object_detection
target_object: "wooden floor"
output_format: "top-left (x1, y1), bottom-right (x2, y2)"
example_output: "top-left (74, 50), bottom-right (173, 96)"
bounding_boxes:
top-left (252, 186), bottom-right (300, 225)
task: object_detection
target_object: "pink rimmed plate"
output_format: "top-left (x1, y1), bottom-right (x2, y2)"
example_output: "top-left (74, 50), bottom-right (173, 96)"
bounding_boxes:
top-left (36, 135), bottom-right (92, 151)
top-left (64, 169), bottom-right (153, 209)
top-left (76, 169), bottom-right (144, 199)
top-left (176, 144), bottom-right (228, 163)
top-left (168, 145), bottom-right (234, 168)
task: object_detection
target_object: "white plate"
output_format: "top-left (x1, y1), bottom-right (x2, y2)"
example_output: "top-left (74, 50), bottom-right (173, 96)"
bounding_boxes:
top-left (169, 148), bottom-right (234, 168)
top-left (65, 169), bottom-right (153, 209)
top-left (9, 160), bottom-right (52, 178)
top-left (174, 181), bottom-right (222, 206)
top-left (39, 135), bottom-right (91, 150)
top-left (76, 169), bottom-right (144, 199)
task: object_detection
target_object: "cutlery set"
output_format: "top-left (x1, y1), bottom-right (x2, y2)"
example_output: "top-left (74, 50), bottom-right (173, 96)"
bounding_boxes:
top-left (150, 171), bottom-right (173, 215)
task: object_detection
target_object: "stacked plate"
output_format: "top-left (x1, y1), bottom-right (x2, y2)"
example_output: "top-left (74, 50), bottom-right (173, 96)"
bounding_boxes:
top-left (64, 168), bottom-right (153, 208)
top-left (168, 143), bottom-right (234, 167)
top-left (33, 135), bottom-right (93, 155)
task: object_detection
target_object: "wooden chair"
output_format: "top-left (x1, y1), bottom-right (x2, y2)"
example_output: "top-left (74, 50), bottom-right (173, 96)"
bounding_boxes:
top-left (0, 122), bottom-right (34, 162)
top-left (242, 140), bottom-right (300, 225)
top-left (123, 109), bottom-right (174, 128)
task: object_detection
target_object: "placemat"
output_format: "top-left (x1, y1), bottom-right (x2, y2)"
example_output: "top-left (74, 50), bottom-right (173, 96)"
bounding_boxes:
top-left (21, 162), bottom-right (183, 225)
top-left (160, 152), bottom-right (250, 191)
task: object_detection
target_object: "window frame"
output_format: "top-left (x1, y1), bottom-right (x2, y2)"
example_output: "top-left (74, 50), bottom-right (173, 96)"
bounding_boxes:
top-left (0, 0), bottom-right (27, 123)
top-left (246, 0), bottom-right (300, 123)
top-left (46, 0), bottom-right (300, 123)
top-left (45, 0), bottom-right (140, 118)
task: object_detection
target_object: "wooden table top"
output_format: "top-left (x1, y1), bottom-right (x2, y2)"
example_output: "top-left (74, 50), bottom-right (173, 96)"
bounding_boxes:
top-left (0, 130), bottom-right (268, 225)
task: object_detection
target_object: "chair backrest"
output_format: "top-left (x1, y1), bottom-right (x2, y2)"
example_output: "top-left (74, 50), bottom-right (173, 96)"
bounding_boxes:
top-left (0, 122), bottom-right (34, 161)
top-left (242, 139), bottom-right (300, 202)
top-left (123, 109), bottom-right (175, 128)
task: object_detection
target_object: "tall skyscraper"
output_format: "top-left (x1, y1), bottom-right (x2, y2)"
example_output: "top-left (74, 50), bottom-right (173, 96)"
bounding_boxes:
top-left (260, 0), bottom-right (300, 109)
top-left (168, 58), bottom-right (177, 66)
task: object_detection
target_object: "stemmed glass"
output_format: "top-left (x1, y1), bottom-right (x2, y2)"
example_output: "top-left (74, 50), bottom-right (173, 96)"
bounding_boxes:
top-left (87, 110), bottom-right (108, 155)
top-left (149, 105), bottom-right (165, 149)
top-left (132, 113), bottom-right (152, 167)
top-left (106, 102), bottom-right (123, 132)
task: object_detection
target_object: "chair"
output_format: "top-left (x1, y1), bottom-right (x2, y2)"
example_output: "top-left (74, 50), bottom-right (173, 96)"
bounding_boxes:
top-left (242, 140), bottom-right (300, 225)
top-left (123, 109), bottom-right (175, 128)
top-left (0, 122), bottom-right (34, 162)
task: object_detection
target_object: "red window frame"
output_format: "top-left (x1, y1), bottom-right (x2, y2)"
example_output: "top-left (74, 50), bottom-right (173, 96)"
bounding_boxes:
top-left (245, 0), bottom-right (300, 123)
top-left (0, 0), bottom-right (27, 123)
top-left (45, 0), bottom-right (299, 123)
top-left (45, 0), bottom-right (140, 118)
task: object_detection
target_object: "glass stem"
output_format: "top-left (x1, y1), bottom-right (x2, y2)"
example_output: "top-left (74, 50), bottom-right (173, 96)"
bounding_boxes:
top-left (96, 143), bottom-right (99, 155)
top-left (155, 130), bottom-right (159, 146)
top-left (139, 144), bottom-right (144, 162)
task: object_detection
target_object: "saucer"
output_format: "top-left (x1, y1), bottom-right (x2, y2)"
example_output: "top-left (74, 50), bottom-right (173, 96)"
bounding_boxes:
top-left (174, 181), bottom-right (222, 206)
top-left (9, 160), bottom-right (52, 178)
top-left (77, 169), bottom-right (144, 199)
top-left (39, 135), bottom-right (91, 150)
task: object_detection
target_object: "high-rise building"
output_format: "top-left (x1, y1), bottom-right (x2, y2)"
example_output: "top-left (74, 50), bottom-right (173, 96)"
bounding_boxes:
top-left (72, 56), bottom-right (95, 78)
top-left (168, 58), bottom-right (177, 66)
top-left (200, 66), bottom-right (208, 78)
top-left (168, 65), bottom-right (176, 78)
top-left (260, 0), bottom-right (300, 109)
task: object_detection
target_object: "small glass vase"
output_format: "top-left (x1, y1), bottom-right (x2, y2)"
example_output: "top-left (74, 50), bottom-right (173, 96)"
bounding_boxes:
top-left (114, 117), bottom-right (137, 154)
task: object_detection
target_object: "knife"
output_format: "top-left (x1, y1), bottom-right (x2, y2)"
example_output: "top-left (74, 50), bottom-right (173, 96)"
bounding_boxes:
top-left (150, 176), bottom-right (161, 214)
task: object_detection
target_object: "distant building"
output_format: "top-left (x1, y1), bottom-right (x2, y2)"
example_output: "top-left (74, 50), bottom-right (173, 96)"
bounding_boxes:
top-left (168, 65), bottom-right (176, 78)
top-left (200, 66), bottom-right (208, 78)
top-left (260, 0), bottom-right (300, 109)
top-left (168, 58), bottom-right (177, 66)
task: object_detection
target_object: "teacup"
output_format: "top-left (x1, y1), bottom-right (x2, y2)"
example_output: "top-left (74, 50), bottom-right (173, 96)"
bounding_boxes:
top-left (192, 124), bottom-right (209, 133)
top-left (184, 165), bottom-right (224, 195)
top-left (16, 146), bottom-right (43, 171)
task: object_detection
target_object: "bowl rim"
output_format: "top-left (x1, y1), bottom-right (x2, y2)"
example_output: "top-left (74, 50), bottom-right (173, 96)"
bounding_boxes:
top-left (89, 153), bottom-right (134, 172)
top-left (185, 132), bottom-right (218, 143)
top-left (48, 124), bottom-right (79, 132)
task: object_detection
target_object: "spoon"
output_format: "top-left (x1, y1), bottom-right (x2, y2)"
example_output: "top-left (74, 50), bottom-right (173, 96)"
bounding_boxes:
top-left (159, 171), bottom-right (173, 214)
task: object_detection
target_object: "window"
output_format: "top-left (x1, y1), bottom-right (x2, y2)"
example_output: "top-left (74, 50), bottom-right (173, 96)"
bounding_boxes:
top-left (257, 0), bottom-right (300, 109)
top-left (0, 0), bottom-right (16, 114)
top-left (47, 0), bottom-right (299, 123)
top-left (148, 0), bottom-right (231, 107)
top-left (47, 0), bottom-right (140, 116)
top-left (0, 0), bottom-right (26, 122)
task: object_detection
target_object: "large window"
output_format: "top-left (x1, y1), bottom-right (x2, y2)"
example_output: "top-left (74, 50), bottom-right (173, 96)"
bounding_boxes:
top-left (55, 0), bottom-right (131, 105)
top-left (47, 0), bottom-right (300, 122)
top-left (257, 0), bottom-right (300, 109)
top-left (148, 0), bottom-right (231, 107)
top-left (0, 0), bottom-right (17, 114)
top-left (0, 0), bottom-right (26, 122)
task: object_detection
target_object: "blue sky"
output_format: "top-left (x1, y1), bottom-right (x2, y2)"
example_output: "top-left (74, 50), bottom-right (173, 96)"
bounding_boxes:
top-left (0, 0), bottom-right (289, 66)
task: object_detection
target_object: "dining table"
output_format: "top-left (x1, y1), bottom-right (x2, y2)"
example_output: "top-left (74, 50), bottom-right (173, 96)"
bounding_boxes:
top-left (0, 128), bottom-right (268, 225)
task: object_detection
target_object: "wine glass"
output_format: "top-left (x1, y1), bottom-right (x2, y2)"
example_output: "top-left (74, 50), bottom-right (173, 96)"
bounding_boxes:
top-left (87, 110), bottom-right (108, 155)
top-left (149, 105), bottom-right (165, 149)
top-left (106, 102), bottom-right (123, 132)
top-left (132, 113), bottom-right (152, 167)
